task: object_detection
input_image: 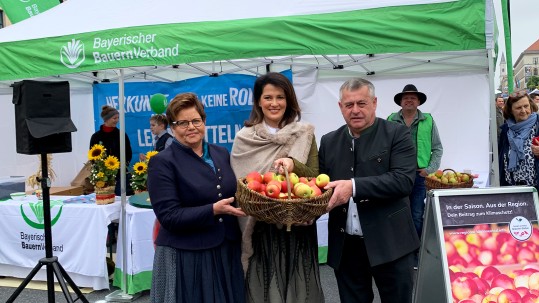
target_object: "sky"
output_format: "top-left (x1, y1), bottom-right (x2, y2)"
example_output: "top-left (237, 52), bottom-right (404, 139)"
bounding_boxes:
top-left (493, 0), bottom-right (539, 87)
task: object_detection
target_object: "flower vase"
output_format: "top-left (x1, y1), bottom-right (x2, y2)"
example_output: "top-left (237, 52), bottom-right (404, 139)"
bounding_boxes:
top-left (95, 185), bottom-right (116, 205)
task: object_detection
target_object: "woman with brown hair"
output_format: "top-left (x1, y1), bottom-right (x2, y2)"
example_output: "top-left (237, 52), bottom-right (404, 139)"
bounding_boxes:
top-left (231, 72), bottom-right (324, 302)
top-left (148, 92), bottom-right (245, 303)
top-left (498, 91), bottom-right (539, 187)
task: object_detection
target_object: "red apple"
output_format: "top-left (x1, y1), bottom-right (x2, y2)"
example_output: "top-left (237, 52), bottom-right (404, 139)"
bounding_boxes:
top-left (298, 177), bottom-right (309, 184)
top-left (263, 172), bottom-right (276, 184)
top-left (452, 276), bottom-right (478, 301)
top-left (246, 171), bottom-right (263, 183)
top-left (516, 287), bottom-right (531, 298)
top-left (491, 274), bottom-right (515, 290)
top-left (522, 293), bottom-right (539, 303)
top-left (481, 266), bottom-right (501, 283)
top-left (478, 250), bottom-right (496, 266)
top-left (247, 180), bottom-right (262, 192)
top-left (472, 277), bottom-right (490, 295)
top-left (265, 181), bottom-right (281, 198)
top-left (497, 289), bottom-right (522, 303)
top-left (310, 185), bottom-right (322, 197)
top-left (280, 180), bottom-right (289, 194)
top-left (518, 247), bottom-right (537, 264)
top-left (315, 173), bottom-right (330, 188)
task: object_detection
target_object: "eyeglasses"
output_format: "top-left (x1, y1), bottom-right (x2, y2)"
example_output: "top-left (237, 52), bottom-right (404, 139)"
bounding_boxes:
top-left (171, 118), bottom-right (204, 129)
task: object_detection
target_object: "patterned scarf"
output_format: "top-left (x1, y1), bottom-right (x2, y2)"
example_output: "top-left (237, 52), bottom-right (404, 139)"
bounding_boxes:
top-left (507, 112), bottom-right (537, 172)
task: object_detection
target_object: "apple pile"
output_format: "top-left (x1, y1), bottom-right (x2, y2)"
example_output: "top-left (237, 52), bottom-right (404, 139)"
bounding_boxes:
top-left (445, 224), bottom-right (539, 270)
top-left (449, 264), bottom-right (539, 303)
top-left (244, 171), bottom-right (330, 199)
top-left (445, 224), bottom-right (539, 302)
top-left (428, 169), bottom-right (473, 185)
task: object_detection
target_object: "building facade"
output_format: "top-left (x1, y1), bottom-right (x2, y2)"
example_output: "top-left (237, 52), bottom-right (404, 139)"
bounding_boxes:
top-left (513, 39), bottom-right (539, 90)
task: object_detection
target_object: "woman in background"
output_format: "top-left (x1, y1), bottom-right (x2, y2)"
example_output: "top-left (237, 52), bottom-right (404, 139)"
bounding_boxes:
top-left (89, 105), bottom-right (133, 196)
top-left (499, 91), bottom-right (539, 187)
top-left (148, 92), bottom-right (245, 303)
top-left (231, 72), bottom-right (324, 302)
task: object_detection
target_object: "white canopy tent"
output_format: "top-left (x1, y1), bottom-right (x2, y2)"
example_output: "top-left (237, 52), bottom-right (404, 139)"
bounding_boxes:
top-left (0, 0), bottom-right (499, 188)
top-left (0, 0), bottom-right (500, 296)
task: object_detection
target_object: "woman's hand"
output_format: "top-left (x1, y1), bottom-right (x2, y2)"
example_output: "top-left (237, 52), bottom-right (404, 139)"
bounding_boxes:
top-left (273, 158), bottom-right (294, 174)
top-left (213, 197), bottom-right (246, 217)
top-left (532, 144), bottom-right (539, 157)
top-left (293, 219), bottom-right (314, 226)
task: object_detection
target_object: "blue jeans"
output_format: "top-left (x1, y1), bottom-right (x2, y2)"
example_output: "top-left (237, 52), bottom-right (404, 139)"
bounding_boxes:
top-left (409, 172), bottom-right (426, 239)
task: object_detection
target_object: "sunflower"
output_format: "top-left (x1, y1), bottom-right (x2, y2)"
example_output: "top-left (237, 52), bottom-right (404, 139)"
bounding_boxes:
top-left (96, 172), bottom-right (104, 178)
top-left (133, 162), bottom-right (148, 175)
top-left (146, 151), bottom-right (159, 161)
top-left (95, 181), bottom-right (106, 188)
top-left (88, 144), bottom-right (106, 161)
top-left (104, 155), bottom-right (120, 170)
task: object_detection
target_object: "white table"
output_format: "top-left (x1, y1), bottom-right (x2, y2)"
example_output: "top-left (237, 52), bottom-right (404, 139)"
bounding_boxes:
top-left (0, 196), bottom-right (121, 290)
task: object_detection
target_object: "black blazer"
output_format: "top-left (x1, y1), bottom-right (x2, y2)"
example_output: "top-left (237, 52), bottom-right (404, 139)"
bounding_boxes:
top-left (147, 140), bottom-right (241, 251)
top-left (319, 118), bottom-right (420, 268)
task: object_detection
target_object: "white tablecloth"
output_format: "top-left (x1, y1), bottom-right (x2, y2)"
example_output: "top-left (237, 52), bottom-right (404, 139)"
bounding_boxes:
top-left (0, 196), bottom-right (121, 290)
top-left (113, 204), bottom-right (329, 294)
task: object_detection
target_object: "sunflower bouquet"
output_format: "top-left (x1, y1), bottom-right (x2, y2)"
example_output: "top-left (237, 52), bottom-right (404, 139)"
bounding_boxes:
top-left (130, 151), bottom-right (159, 192)
top-left (87, 144), bottom-right (120, 189)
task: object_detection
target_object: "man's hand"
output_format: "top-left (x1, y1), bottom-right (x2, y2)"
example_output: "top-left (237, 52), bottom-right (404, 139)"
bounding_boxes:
top-left (418, 169), bottom-right (428, 177)
top-left (325, 180), bottom-right (353, 211)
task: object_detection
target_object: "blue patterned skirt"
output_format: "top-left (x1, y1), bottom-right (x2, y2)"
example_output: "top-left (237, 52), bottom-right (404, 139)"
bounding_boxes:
top-left (151, 240), bottom-right (245, 303)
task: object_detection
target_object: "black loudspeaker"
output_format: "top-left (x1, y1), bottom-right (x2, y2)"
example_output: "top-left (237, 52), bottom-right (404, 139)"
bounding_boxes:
top-left (12, 80), bottom-right (77, 155)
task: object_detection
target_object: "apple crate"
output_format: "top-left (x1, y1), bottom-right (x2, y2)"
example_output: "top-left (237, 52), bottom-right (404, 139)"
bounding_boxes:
top-left (236, 174), bottom-right (332, 231)
top-left (425, 168), bottom-right (474, 190)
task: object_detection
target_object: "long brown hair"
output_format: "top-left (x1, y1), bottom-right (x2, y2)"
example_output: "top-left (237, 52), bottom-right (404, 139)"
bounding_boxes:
top-left (244, 72), bottom-right (301, 128)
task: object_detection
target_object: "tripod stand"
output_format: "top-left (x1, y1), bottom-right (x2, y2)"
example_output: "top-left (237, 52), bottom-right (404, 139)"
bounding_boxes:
top-left (7, 153), bottom-right (89, 303)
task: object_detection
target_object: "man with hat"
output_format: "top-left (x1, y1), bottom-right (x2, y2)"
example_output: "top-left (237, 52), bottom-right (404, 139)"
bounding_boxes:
top-left (387, 84), bottom-right (443, 268)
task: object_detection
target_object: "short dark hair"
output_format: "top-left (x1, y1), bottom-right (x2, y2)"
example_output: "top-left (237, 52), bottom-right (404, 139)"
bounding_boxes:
top-left (166, 93), bottom-right (206, 127)
top-left (244, 72), bottom-right (301, 128)
top-left (503, 91), bottom-right (538, 120)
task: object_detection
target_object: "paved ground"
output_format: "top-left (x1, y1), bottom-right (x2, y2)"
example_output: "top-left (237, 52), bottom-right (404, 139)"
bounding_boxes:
top-left (0, 264), bottom-right (382, 303)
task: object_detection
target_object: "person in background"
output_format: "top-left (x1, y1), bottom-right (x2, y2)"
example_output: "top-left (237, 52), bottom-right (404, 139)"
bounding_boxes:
top-left (90, 105), bottom-right (133, 196)
top-left (147, 92), bottom-right (246, 303)
top-left (498, 91), bottom-right (539, 188)
top-left (231, 72), bottom-right (324, 303)
top-left (387, 84), bottom-right (443, 268)
top-left (139, 114), bottom-right (174, 160)
top-left (320, 78), bottom-right (418, 303)
top-left (496, 96), bottom-right (505, 140)
top-left (531, 93), bottom-right (539, 112)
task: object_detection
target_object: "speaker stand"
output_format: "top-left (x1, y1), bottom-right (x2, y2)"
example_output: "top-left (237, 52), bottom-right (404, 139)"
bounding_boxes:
top-left (7, 153), bottom-right (89, 303)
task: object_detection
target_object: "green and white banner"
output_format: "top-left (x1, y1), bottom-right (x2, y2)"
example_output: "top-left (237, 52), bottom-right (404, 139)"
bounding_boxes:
top-left (0, 0), bottom-right (490, 81)
top-left (0, 0), bottom-right (59, 24)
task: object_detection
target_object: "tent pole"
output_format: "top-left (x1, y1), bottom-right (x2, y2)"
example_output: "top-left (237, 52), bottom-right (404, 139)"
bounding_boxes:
top-left (488, 48), bottom-right (500, 187)
top-left (106, 69), bottom-right (141, 302)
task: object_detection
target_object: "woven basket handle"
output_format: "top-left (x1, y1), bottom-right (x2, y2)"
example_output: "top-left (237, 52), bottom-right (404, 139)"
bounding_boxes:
top-left (443, 168), bottom-right (456, 174)
top-left (280, 164), bottom-right (293, 200)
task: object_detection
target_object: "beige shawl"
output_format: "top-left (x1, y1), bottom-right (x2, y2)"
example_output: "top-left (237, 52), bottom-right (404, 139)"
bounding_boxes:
top-left (231, 121), bottom-right (314, 271)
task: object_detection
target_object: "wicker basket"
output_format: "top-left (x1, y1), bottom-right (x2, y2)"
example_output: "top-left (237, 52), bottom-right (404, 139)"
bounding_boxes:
top-left (425, 169), bottom-right (474, 190)
top-left (236, 172), bottom-right (332, 231)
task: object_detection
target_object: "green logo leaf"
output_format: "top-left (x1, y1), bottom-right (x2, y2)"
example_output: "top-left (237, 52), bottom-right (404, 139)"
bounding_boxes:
top-left (20, 202), bottom-right (63, 229)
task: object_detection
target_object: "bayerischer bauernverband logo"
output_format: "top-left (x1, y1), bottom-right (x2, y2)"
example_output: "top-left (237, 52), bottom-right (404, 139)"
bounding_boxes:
top-left (20, 201), bottom-right (63, 229)
top-left (60, 39), bottom-right (85, 69)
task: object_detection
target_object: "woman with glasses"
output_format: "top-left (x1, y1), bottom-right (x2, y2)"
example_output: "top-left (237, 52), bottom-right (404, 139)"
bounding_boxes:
top-left (499, 91), bottom-right (539, 188)
top-left (231, 72), bottom-right (324, 302)
top-left (147, 92), bottom-right (246, 303)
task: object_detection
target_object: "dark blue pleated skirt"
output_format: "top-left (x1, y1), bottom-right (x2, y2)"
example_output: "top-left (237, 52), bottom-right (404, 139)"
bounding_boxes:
top-left (151, 240), bottom-right (245, 303)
